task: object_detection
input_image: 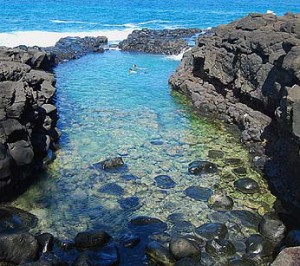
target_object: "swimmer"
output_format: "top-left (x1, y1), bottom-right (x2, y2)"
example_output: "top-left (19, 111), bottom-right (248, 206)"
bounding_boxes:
top-left (129, 68), bottom-right (137, 74)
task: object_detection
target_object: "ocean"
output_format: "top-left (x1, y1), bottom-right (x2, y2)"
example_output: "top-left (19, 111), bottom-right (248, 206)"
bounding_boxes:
top-left (1, 1), bottom-right (300, 265)
top-left (1, 0), bottom-right (300, 47)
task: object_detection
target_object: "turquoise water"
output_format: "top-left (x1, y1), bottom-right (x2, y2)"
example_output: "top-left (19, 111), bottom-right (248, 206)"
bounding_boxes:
top-left (13, 52), bottom-right (275, 243)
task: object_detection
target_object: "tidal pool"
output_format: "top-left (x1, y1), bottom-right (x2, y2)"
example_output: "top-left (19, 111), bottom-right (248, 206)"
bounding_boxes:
top-left (12, 51), bottom-right (275, 259)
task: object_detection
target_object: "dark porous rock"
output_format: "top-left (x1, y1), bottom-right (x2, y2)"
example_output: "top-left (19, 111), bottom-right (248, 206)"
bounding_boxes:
top-left (229, 210), bottom-right (261, 229)
top-left (208, 193), bottom-right (234, 210)
top-left (245, 234), bottom-right (273, 257)
top-left (232, 167), bottom-right (247, 176)
top-left (129, 216), bottom-right (167, 234)
top-left (130, 216), bottom-right (165, 226)
top-left (0, 46), bottom-right (60, 201)
top-left (35, 233), bottom-right (54, 253)
top-left (234, 178), bottom-right (260, 194)
top-left (7, 140), bottom-right (34, 166)
top-left (46, 36), bottom-right (108, 64)
top-left (169, 236), bottom-right (201, 260)
top-left (73, 241), bottom-right (119, 266)
top-left (259, 212), bottom-right (286, 244)
top-left (155, 175), bottom-right (176, 189)
top-left (118, 196), bottom-right (140, 210)
top-left (175, 257), bottom-right (202, 266)
top-left (98, 183), bottom-right (124, 196)
top-left (119, 233), bottom-right (140, 248)
top-left (188, 160), bottom-right (218, 175)
top-left (195, 223), bottom-right (228, 241)
top-left (205, 239), bottom-right (236, 258)
top-left (208, 150), bottom-right (224, 159)
top-left (184, 186), bottom-right (213, 202)
top-left (119, 28), bottom-right (202, 55)
top-left (74, 230), bottom-right (111, 249)
top-left (284, 230), bottom-right (300, 247)
top-left (0, 232), bottom-right (39, 264)
top-left (145, 241), bottom-right (176, 265)
top-left (272, 247), bottom-right (300, 266)
top-left (0, 206), bottom-right (37, 232)
top-left (99, 157), bottom-right (124, 170)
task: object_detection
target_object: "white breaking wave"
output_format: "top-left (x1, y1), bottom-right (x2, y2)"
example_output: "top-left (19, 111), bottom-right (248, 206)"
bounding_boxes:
top-left (50, 19), bottom-right (88, 24)
top-left (138, 20), bottom-right (170, 25)
top-left (266, 10), bottom-right (276, 15)
top-left (165, 48), bottom-right (191, 61)
top-left (0, 29), bottom-right (135, 47)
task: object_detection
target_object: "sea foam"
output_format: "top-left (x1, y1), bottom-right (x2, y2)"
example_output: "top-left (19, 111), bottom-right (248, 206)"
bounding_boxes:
top-left (0, 29), bottom-right (135, 47)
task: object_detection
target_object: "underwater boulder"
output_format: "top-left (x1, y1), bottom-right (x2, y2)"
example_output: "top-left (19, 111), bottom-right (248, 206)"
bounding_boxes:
top-left (0, 232), bottom-right (39, 264)
top-left (99, 157), bottom-right (124, 170)
top-left (259, 212), bottom-right (286, 244)
top-left (169, 236), bottom-right (201, 260)
top-left (195, 223), bottom-right (228, 241)
top-left (155, 175), bottom-right (176, 189)
top-left (74, 230), bottom-right (111, 249)
top-left (234, 178), bottom-right (260, 194)
top-left (208, 193), bottom-right (234, 210)
top-left (184, 186), bottom-right (213, 202)
top-left (145, 240), bottom-right (176, 265)
top-left (188, 160), bottom-right (218, 175)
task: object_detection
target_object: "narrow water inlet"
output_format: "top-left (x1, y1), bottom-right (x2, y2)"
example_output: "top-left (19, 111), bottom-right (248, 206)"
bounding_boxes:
top-left (11, 50), bottom-right (276, 263)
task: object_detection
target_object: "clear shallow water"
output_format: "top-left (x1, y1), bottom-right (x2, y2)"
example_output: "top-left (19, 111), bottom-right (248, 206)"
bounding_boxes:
top-left (13, 51), bottom-right (275, 242)
top-left (0, 0), bottom-right (300, 46)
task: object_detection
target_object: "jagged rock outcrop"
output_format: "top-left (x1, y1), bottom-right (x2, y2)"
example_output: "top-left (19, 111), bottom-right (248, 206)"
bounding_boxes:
top-left (45, 36), bottom-right (108, 64)
top-left (0, 46), bottom-right (59, 201)
top-left (169, 13), bottom-right (300, 212)
top-left (119, 28), bottom-right (202, 55)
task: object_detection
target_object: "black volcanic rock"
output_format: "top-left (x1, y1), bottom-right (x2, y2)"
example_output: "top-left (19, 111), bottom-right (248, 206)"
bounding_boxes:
top-left (46, 36), bottom-right (108, 64)
top-left (119, 28), bottom-right (202, 55)
top-left (168, 12), bottom-right (300, 211)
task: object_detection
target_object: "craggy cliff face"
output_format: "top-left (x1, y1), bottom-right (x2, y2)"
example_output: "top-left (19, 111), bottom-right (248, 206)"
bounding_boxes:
top-left (0, 47), bottom-right (59, 200)
top-left (169, 13), bottom-right (300, 211)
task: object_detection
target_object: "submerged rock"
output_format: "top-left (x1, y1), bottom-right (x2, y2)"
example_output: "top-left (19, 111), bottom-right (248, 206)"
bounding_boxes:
top-left (169, 236), bottom-right (201, 260)
top-left (205, 239), bottom-right (236, 257)
top-left (99, 157), bottom-right (125, 170)
top-left (0, 206), bottom-right (37, 233)
top-left (120, 233), bottom-right (140, 248)
top-left (184, 186), bottom-right (213, 201)
top-left (229, 210), bottom-right (261, 229)
top-left (232, 167), bottom-right (247, 176)
top-left (155, 175), bottom-right (176, 189)
top-left (208, 193), bottom-right (234, 210)
top-left (0, 232), bottom-right (39, 264)
top-left (245, 234), bottom-right (273, 257)
top-left (234, 178), bottom-right (260, 194)
top-left (145, 241), bottom-right (176, 265)
top-left (118, 196), bottom-right (140, 210)
top-left (175, 257), bottom-right (202, 266)
top-left (98, 183), bottom-right (125, 196)
top-left (259, 213), bottom-right (286, 244)
top-left (188, 160), bottom-right (218, 175)
top-left (208, 150), bottom-right (224, 159)
top-left (74, 230), bottom-right (111, 249)
top-left (196, 223), bottom-right (228, 241)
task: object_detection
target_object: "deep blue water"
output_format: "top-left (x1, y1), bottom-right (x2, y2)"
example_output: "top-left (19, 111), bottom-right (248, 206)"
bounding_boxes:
top-left (0, 0), bottom-right (300, 47)
top-left (1, 0), bottom-right (300, 32)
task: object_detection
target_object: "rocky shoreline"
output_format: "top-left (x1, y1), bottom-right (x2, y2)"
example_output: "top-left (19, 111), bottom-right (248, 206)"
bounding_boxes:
top-left (1, 17), bottom-right (300, 265)
top-left (169, 13), bottom-right (300, 218)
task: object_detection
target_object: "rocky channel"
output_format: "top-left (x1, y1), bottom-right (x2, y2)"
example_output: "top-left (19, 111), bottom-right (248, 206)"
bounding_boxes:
top-left (0, 18), bottom-right (300, 265)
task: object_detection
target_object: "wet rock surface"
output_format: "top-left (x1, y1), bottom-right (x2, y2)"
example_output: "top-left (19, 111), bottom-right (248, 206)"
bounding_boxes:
top-left (119, 28), bottom-right (202, 55)
top-left (0, 46), bottom-right (59, 201)
top-left (234, 178), bottom-right (260, 194)
top-left (188, 160), bottom-right (218, 175)
top-left (168, 12), bottom-right (300, 214)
